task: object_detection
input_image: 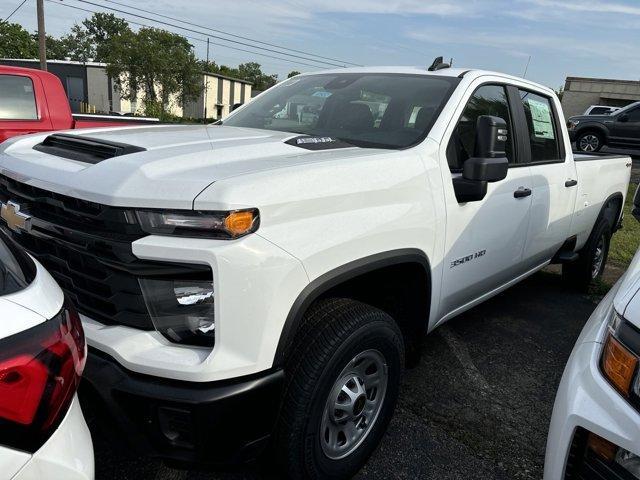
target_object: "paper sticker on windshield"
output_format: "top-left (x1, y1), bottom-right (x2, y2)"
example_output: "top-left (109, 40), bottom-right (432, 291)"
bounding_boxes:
top-left (528, 98), bottom-right (554, 139)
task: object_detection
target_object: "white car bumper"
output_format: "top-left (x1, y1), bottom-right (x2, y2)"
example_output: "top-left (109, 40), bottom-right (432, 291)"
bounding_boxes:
top-left (544, 284), bottom-right (640, 479)
top-left (4, 396), bottom-right (94, 480)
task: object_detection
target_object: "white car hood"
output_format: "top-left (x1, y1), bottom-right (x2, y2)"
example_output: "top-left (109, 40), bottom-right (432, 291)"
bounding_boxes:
top-left (614, 247), bottom-right (640, 328)
top-left (0, 124), bottom-right (373, 210)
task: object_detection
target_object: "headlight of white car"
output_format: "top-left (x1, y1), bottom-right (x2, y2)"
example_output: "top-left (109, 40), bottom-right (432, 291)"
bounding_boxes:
top-left (601, 309), bottom-right (640, 398)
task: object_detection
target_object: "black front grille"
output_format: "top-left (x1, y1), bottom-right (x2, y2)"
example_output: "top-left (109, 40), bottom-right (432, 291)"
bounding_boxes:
top-left (564, 428), bottom-right (636, 480)
top-left (0, 175), bottom-right (209, 330)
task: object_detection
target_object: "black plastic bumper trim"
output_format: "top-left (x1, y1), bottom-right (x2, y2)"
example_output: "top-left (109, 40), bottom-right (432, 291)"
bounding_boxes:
top-left (80, 348), bottom-right (284, 466)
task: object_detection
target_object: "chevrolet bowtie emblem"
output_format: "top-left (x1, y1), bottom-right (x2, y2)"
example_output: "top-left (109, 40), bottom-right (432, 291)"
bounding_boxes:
top-left (1, 201), bottom-right (32, 233)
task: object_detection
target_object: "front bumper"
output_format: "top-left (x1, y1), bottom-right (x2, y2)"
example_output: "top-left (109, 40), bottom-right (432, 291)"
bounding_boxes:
top-left (544, 286), bottom-right (640, 479)
top-left (80, 349), bottom-right (284, 467)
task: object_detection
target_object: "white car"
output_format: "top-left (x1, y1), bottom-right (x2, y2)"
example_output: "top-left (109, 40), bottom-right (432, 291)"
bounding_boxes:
top-left (0, 233), bottom-right (93, 480)
top-left (0, 62), bottom-right (633, 478)
top-left (545, 186), bottom-right (640, 479)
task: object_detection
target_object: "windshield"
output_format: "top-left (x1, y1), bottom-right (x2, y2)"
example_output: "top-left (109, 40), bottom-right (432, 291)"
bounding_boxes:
top-left (223, 73), bottom-right (459, 149)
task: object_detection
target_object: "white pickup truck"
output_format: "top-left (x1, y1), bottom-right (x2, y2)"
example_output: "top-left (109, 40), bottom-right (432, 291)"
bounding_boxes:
top-left (0, 63), bottom-right (632, 478)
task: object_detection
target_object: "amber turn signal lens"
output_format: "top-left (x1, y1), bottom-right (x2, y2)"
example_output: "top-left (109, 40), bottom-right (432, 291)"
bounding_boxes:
top-left (602, 334), bottom-right (638, 396)
top-left (587, 432), bottom-right (618, 461)
top-left (224, 210), bottom-right (256, 237)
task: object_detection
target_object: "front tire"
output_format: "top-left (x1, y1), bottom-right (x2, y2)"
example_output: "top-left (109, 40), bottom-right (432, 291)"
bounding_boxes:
top-left (575, 131), bottom-right (604, 153)
top-left (563, 217), bottom-right (611, 290)
top-left (275, 298), bottom-right (404, 479)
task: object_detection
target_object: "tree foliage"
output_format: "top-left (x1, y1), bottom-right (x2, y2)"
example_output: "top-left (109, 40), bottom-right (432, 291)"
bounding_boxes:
top-left (82, 13), bottom-right (130, 62)
top-left (0, 22), bottom-right (37, 58)
top-left (288, 70), bottom-right (301, 78)
top-left (105, 27), bottom-right (202, 114)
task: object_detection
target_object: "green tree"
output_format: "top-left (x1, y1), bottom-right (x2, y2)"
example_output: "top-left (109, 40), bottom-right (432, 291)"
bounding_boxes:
top-left (0, 22), bottom-right (37, 58)
top-left (82, 13), bottom-right (130, 62)
top-left (287, 70), bottom-right (301, 78)
top-left (59, 24), bottom-right (96, 62)
top-left (237, 62), bottom-right (278, 90)
top-left (105, 27), bottom-right (202, 116)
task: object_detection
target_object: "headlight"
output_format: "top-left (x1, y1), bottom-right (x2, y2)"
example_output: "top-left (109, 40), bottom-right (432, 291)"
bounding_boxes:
top-left (567, 120), bottom-right (580, 130)
top-left (139, 276), bottom-right (215, 347)
top-left (601, 310), bottom-right (640, 397)
top-left (136, 208), bottom-right (259, 239)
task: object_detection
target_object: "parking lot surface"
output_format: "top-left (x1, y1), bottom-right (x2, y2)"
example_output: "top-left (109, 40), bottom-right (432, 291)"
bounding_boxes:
top-left (90, 268), bottom-right (606, 480)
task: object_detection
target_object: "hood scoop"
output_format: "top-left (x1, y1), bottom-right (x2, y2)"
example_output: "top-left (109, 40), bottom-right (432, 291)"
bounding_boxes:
top-left (33, 133), bottom-right (146, 164)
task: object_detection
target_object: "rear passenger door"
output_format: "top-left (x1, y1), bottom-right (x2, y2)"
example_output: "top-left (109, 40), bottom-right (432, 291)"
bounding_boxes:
top-left (439, 83), bottom-right (533, 318)
top-left (0, 74), bottom-right (52, 143)
top-left (517, 89), bottom-right (578, 268)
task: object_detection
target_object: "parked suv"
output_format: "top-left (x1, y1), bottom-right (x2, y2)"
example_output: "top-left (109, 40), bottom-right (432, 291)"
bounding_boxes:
top-left (0, 65), bottom-right (632, 478)
top-left (569, 101), bottom-right (640, 152)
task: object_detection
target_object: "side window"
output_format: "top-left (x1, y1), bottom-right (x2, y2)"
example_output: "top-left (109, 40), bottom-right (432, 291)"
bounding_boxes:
top-left (0, 75), bottom-right (38, 120)
top-left (518, 90), bottom-right (561, 162)
top-left (626, 108), bottom-right (640, 122)
top-left (447, 84), bottom-right (514, 172)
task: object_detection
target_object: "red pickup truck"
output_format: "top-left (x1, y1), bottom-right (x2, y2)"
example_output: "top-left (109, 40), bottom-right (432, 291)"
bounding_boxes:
top-left (0, 65), bottom-right (157, 143)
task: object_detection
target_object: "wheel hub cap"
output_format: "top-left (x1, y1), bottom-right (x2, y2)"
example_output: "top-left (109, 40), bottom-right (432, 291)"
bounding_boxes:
top-left (592, 235), bottom-right (606, 278)
top-left (579, 135), bottom-right (599, 152)
top-left (320, 349), bottom-right (388, 460)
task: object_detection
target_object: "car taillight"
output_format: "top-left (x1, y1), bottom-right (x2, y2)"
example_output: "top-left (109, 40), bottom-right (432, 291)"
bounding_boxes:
top-left (0, 299), bottom-right (86, 452)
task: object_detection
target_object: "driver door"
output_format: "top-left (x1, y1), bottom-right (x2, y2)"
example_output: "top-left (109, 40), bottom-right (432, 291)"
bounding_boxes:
top-left (439, 83), bottom-right (533, 319)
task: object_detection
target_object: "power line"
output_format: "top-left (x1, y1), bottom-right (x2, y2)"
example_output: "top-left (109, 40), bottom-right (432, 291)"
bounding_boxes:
top-left (47, 0), bottom-right (331, 70)
top-left (68, 0), bottom-right (349, 68)
top-left (3, 0), bottom-right (29, 22)
top-left (101, 0), bottom-right (362, 67)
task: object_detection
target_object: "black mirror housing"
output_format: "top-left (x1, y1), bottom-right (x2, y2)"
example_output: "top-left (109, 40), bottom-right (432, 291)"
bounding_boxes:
top-left (633, 184), bottom-right (640, 222)
top-left (474, 115), bottom-right (508, 158)
top-left (453, 115), bottom-right (509, 203)
top-left (463, 157), bottom-right (509, 182)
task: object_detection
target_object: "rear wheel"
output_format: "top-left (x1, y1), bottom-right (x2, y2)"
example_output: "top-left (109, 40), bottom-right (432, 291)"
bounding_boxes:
top-left (575, 131), bottom-right (604, 153)
top-left (275, 298), bottom-right (404, 479)
top-left (563, 217), bottom-right (611, 290)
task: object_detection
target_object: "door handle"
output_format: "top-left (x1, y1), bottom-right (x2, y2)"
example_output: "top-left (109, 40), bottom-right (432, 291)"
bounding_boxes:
top-left (565, 179), bottom-right (578, 187)
top-left (513, 187), bottom-right (532, 198)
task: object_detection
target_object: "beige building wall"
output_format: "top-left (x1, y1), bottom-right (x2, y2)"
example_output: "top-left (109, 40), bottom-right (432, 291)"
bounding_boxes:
top-left (86, 66), bottom-right (110, 113)
top-left (221, 79), bottom-right (231, 118)
top-left (561, 76), bottom-right (640, 118)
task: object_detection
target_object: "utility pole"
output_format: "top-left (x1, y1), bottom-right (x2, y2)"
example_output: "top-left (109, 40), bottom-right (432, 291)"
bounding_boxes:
top-left (203, 37), bottom-right (210, 121)
top-left (36, 0), bottom-right (47, 71)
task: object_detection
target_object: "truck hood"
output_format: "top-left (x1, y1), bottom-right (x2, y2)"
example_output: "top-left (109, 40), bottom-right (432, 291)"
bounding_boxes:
top-left (0, 124), bottom-right (376, 209)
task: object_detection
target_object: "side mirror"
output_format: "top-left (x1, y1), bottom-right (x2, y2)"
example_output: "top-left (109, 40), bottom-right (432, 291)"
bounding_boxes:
top-left (633, 184), bottom-right (640, 222)
top-left (453, 115), bottom-right (509, 203)
top-left (231, 102), bottom-right (243, 112)
top-left (618, 113), bottom-right (629, 122)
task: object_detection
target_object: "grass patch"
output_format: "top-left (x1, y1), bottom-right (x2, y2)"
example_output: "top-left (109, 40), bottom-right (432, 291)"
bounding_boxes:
top-left (609, 182), bottom-right (639, 268)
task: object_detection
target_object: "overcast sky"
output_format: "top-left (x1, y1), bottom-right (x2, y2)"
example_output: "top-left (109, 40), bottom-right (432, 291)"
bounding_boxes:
top-left (4, 0), bottom-right (640, 89)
